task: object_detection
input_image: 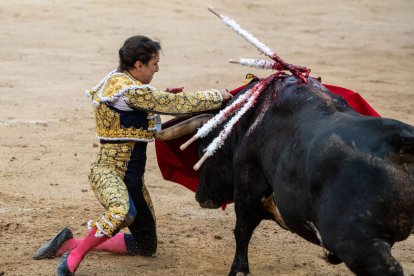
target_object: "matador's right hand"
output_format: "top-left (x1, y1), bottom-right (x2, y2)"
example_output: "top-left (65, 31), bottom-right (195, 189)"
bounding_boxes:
top-left (219, 89), bottom-right (233, 102)
top-left (165, 87), bottom-right (184, 94)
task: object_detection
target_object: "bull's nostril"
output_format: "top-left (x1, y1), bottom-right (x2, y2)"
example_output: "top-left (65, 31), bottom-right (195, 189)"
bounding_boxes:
top-left (198, 199), bottom-right (220, 209)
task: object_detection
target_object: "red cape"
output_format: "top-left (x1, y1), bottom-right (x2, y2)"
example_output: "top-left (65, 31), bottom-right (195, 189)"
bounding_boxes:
top-left (155, 83), bottom-right (380, 193)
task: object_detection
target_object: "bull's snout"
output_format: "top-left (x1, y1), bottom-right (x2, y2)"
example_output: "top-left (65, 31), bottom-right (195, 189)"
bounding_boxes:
top-left (195, 193), bottom-right (221, 209)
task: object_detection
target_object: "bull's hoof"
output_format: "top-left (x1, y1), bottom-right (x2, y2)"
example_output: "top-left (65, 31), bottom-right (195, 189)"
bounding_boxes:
top-left (323, 251), bottom-right (342, 265)
top-left (32, 227), bottom-right (73, 260)
top-left (230, 271), bottom-right (250, 276)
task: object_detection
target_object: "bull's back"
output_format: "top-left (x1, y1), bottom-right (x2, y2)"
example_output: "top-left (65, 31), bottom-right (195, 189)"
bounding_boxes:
top-left (249, 80), bottom-right (414, 244)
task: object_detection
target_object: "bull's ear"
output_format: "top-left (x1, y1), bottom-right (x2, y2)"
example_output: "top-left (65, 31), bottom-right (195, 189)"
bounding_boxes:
top-left (397, 133), bottom-right (414, 172)
top-left (397, 131), bottom-right (414, 155)
top-left (385, 125), bottom-right (414, 172)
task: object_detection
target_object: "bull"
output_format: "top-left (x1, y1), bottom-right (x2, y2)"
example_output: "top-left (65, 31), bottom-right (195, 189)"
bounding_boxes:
top-left (194, 75), bottom-right (414, 275)
top-left (154, 8), bottom-right (414, 275)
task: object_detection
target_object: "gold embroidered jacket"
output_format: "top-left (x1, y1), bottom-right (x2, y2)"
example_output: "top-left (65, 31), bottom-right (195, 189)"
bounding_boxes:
top-left (87, 70), bottom-right (223, 142)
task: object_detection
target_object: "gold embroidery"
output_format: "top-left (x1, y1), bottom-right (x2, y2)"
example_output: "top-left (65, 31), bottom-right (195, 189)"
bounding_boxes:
top-left (94, 102), bottom-right (155, 141)
top-left (96, 127), bottom-right (154, 141)
top-left (90, 71), bottom-right (222, 141)
top-left (101, 75), bottom-right (135, 98)
top-left (88, 142), bottom-right (135, 236)
top-left (124, 89), bottom-right (222, 115)
top-left (95, 104), bottom-right (120, 130)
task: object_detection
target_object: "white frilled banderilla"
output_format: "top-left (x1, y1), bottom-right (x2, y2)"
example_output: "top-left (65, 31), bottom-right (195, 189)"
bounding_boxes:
top-left (180, 7), bottom-right (311, 170)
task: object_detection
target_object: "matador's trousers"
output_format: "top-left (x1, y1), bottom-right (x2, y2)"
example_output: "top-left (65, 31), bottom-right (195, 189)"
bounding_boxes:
top-left (88, 141), bottom-right (157, 255)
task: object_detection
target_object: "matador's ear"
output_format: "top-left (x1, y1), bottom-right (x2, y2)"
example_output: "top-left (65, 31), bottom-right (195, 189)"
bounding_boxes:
top-left (134, 60), bottom-right (144, 70)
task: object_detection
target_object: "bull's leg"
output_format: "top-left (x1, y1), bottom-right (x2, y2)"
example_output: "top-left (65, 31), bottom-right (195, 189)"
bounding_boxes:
top-left (333, 239), bottom-right (403, 276)
top-left (229, 201), bottom-right (263, 276)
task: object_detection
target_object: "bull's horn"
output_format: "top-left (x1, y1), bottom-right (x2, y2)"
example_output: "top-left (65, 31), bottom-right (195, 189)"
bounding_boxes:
top-left (154, 114), bottom-right (213, 141)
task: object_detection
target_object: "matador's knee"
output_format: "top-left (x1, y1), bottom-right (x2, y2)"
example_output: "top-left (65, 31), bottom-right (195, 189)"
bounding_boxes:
top-left (91, 204), bottom-right (131, 237)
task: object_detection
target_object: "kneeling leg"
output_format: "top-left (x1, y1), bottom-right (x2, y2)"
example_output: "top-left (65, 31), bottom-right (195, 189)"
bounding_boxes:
top-left (126, 182), bottom-right (157, 256)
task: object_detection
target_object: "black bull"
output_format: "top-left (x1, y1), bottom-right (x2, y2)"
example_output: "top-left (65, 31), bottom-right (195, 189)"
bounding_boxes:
top-left (195, 76), bottom-right (414, 275)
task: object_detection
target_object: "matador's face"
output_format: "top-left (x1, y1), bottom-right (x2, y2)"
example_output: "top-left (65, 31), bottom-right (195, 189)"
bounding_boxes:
top-left (132, 52), bottom-right (160, 84)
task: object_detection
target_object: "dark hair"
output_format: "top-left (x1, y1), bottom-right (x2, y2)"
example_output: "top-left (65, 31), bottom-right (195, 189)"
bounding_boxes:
top-left (118, 35), bottom-right (161, 71)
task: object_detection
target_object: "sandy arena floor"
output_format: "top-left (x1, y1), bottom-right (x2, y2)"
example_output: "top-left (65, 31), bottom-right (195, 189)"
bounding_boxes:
top-left (0, 0), bottom-right (413, 275)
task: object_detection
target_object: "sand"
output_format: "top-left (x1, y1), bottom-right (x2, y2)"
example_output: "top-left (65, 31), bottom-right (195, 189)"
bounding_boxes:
top-left (0, 0), bottom-right (413, 275)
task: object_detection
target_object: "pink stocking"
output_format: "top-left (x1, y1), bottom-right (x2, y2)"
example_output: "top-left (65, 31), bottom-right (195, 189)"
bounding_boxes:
top-left (56, 233), bottom-right (127, 256)
top-left (66, 227), bottom-right (108, 273)
top-left (95, 232), bottom-right (127, 253)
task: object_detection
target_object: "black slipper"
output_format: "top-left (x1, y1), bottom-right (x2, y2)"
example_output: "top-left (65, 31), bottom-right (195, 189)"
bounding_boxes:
top-left (56, 252), bottom-right (74, 276)
top-left (32, 227), bottom-right (73, 260)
